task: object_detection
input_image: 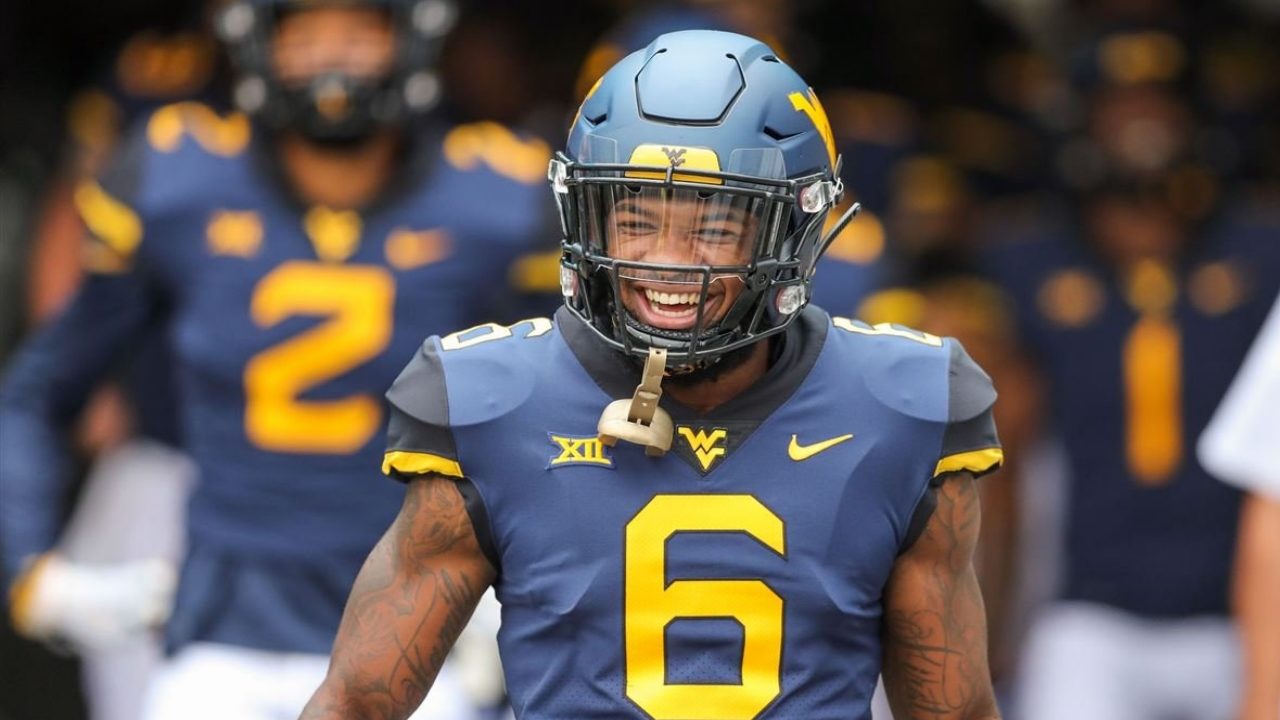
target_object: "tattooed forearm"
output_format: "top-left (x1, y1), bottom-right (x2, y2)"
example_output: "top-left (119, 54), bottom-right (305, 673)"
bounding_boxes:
top-left (300, 475), bottom-right (496, 720)
top-left (882, 473), bottom-right (1000, 720)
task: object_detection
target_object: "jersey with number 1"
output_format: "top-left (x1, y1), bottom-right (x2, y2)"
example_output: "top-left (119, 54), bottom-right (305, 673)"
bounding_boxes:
top-left (74, 102), bottom-right (556, 651)
top-left (383, 306), bottom-right (1002, 719)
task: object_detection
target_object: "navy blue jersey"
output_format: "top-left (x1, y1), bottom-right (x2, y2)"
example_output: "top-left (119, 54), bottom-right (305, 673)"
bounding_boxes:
top-left (382, 306), bottom-right (1001, 719)
top-left (0, 102), bottom-right (558, 653)
top-left (984, 204), bottom-right (1280, 617)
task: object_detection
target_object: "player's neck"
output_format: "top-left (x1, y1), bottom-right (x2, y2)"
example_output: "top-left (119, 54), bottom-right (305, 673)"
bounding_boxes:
top-left (277, 131), bottom-right (400, 209)
top-left (664, 340), bottom-right (771, 415)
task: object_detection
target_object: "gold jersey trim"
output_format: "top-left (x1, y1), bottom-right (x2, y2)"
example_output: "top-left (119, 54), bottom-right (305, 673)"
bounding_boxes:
top-left (75, 181), bottom-right (143, 259)
top-left (933, 447), bottom-right (1004, 478)
top-left (382, 450), bottom-right (464, 479)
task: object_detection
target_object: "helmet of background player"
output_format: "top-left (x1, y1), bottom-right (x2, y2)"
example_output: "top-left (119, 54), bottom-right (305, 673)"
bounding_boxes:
top-left (215, 0), bottom-right (455, 144)
top-left (550, 30), bottom-right (855, 370)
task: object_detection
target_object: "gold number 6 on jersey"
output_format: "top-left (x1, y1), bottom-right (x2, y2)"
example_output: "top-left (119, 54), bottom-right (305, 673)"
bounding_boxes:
top-left (244, 261), bottom-right (396, 453)
top-left (625, 495), bottom-right (787, 720)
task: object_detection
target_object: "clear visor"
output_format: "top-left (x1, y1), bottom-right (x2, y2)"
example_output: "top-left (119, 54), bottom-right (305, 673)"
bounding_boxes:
top-left (586, 185), bottom-right (773, 285)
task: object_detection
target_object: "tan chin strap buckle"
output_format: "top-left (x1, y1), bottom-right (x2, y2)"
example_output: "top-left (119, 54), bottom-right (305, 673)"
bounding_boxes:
top-left (598, 347), bottom-right (674, 457)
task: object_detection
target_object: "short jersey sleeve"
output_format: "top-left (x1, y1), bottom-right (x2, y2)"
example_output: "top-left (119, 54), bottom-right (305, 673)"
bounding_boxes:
top-left (900, 339), bottom-right (1003, 553)
top-left (382, 340), bottom-right (464, 481)
top-left (1199, 297), bottom-right (1280, 499)
top-left (933, 340), bottom-right (1003, 479)
top-left (381, 340), bottom-right (503, 571)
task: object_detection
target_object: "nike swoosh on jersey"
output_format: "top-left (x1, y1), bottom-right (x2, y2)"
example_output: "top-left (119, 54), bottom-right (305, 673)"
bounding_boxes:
top-left (788, 433), bottom-right (854, 461)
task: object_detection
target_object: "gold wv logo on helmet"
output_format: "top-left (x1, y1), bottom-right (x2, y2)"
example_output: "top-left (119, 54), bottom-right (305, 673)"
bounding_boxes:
top-left (625, 145), bottom-right (722, 185)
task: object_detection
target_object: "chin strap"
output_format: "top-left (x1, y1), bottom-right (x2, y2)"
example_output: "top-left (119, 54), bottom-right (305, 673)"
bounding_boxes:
top-left (597, 347), bottom-right (674, 457)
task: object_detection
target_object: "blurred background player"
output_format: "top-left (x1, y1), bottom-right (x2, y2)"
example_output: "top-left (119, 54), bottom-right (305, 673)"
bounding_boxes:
top-left (1200, 296), bottom-right (1280, 720)
top-left (0, 0), bottom-right (560, 718)
top-left (980, 24), bottom-right (1280, 720)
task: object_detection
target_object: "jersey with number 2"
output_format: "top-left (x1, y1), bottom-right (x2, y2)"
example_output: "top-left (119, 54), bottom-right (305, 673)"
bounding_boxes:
top-left (79, 103), bottom-right (555, 565)
top-left (383, 306), bottom-right (1002, 719)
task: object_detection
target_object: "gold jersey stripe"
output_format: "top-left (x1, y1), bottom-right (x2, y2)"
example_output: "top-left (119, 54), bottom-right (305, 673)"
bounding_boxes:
top-left (382, 450), bottom-right (463, 479)
top-left (933, 447), bottom-right (1004, 478)
top-left (1124, 314), bottom-right (1182, 484)
top-left (75, 180), bottom-right (143, 258)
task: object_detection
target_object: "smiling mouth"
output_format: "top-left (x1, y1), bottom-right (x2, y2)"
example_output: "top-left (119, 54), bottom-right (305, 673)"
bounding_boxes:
top-left (625, 283), bottom-right (722, 331)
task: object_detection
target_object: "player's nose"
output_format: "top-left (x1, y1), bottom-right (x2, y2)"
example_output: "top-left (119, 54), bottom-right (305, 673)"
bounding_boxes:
top-left (642, 228), bottom-right (701, 266)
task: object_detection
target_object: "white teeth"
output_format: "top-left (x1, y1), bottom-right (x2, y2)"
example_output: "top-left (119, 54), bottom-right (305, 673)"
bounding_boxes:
top-left (644, 288), bottom-right (698, 306)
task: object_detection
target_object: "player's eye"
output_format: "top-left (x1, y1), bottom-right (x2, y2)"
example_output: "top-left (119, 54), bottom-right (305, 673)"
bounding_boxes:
top-left (692, 226), bottom-right (741, 244)
top-left (617, 219), bottom-right (658, 235)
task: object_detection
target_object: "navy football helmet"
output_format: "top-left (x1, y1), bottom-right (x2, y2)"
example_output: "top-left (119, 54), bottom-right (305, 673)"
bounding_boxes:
top-left (215, 0), bottom-right (454, 143)
top-left (552, 30), bottom-right (857, 369)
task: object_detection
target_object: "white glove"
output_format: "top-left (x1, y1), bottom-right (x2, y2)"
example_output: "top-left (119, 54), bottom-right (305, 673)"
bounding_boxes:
top-left (9, 553), bottom-right (176, 652)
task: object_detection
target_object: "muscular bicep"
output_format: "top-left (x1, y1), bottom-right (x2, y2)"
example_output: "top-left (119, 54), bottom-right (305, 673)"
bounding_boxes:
top-left (881, 472), bottom-right (1000, 720)
top-left (302, 473), bottom-right (496, 720)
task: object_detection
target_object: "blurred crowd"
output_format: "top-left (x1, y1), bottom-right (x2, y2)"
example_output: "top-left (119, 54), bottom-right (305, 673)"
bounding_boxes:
top-left (1, 0), bottom-right (1279, 718)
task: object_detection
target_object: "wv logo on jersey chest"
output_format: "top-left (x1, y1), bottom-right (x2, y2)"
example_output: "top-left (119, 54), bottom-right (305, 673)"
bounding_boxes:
top-left (548, 433), bottom-right (614, 469)
top-left (677, 426), bottom-right (729, 473)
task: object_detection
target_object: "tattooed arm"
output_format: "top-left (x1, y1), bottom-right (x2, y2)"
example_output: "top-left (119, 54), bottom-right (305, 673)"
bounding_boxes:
top-left (300, 474), bottom-right (496, 720)
top-left (881, 472), bottom-right (1000, 720)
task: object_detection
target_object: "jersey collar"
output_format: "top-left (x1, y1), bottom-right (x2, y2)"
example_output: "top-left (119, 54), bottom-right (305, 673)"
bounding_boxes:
top-left (556, 304), bottom-right (829, 427)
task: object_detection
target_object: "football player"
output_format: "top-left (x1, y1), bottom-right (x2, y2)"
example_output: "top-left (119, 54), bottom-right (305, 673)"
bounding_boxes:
top-left (982, 29), bottom-right (1280, 720)
top-left (302, 30), bottom-right (1004, 720)
top-left (0, 0), bottom-right (556, 717)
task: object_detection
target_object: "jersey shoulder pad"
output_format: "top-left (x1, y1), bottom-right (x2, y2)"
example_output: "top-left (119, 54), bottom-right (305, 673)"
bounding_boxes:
top-left (143, 101), bottom-right (252, 159)
top-left (828, 317), bottom-right (994, 425)
top-left (934, 340), bottom-right (1001, 477)
top-left (440, 121), bottom-right (552, 187)
top-left (386, 317), bottom-right (556, 429)
top-left (943, 339), bottom-right (997, 422)
top-left (78, 103), bottom-right (254, 268)
top-left (827, 317), bottom-right (1001, 480)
